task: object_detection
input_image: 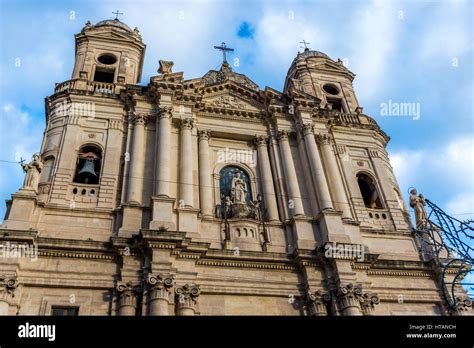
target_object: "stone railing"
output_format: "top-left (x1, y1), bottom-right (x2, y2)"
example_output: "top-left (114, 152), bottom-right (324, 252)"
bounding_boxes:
top-left (54, 79), bottom-right (123, 95)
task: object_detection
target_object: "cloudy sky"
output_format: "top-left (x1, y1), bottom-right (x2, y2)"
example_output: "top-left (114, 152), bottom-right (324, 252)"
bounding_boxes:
top-left (0, 0), bottom-right (472, 226)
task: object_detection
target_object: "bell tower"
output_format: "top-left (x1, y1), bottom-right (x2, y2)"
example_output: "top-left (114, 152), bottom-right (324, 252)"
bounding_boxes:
top-left (284, 48), bottom-right (360, 113)
top-left (72, 18), bottom-right (146, 84)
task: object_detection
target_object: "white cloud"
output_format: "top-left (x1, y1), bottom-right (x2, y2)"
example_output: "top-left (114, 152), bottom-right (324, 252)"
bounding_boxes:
top-left (390, 134), bottom-right (474, 216)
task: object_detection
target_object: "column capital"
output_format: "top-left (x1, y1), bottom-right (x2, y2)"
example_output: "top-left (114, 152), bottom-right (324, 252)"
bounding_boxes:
top-left (305, 289), bottom-right (331, 316)
top-left (254, 135), bottom-right (269, 147)
top-left (128, 112), bottom-right (149, 126)
top-left (158, 106), bottom-right (173, 119)
top-left (336, 283), bottom-right (363, 312)
top-left (175, 283), bottom-right (200, 305)
top-left (145, 273), bottom-right (175, 290)
top-left (0, 275), bottom-right (19, 295)
top-left (276, 129), bottom-right (292, 141)
top-left (180, 117), bottom-right (195, 130)
top-left (359, 293), bottom-right (380, 315)
top-left (315, 133), bottom-right (332, 145)
top-left (198, 129), bottom-right (212, 141)
top-left (300, 123), bottom-right (314, 136)
top-left (116, 280), bottom-right (143, 295)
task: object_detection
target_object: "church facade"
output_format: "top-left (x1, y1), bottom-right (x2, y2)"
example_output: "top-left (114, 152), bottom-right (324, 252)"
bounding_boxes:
top-left (0, 18), bottom-right (464, 316)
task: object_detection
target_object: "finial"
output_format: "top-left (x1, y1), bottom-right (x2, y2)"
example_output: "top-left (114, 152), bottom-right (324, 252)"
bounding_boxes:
top-left (213, 42), bottom-right (234, 64)
top-left (112, 10), bottom-right (123, 20)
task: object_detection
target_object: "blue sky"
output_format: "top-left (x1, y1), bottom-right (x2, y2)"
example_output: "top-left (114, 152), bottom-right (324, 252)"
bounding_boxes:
top-left (0, 0), bottom-right (472, 225)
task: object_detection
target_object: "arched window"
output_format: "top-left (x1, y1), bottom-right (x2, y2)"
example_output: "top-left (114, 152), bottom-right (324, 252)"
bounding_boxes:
top-left (357, 173), bottom-right (383, 209)
top-left (219, 166), bottom-right (252, 204)
top-left (73, 145), bottom-right (102, 185)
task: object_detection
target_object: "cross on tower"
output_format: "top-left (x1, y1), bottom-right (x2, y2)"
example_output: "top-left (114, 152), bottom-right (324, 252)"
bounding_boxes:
top-left (299, 40), bottom-right (311, 50)
top-left (112, 10), bottom-right (123, 20)
top-left (213, 42), bottom-right (234, 63)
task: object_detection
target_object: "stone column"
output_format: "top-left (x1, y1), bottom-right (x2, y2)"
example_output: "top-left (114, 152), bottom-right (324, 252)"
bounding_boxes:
top-left (277, 130), bottom-right (304, 216)
top-left (116, 281), bottom-right (142, 316)
top-left (145, 274), bottom-right (175, 316)
top-left (198, 130), bottom-right (213, 217)
top-left (305, 290), bottom-right (330, 316)
top-left (255, 135), bottom-right (279, 221)
top-left (0, 275), bottom-right (19, 315)
top-left (175, 284), bottom-right (200, 316)
top-left (316, 133), bottom-right (352, 219)
top-left (179, 118), bottom-right (194, 207)
top-left (336, 283), bottom-right (363, 316)
top-left (127, 113), bottom-right (147, 204)
top-left (300, 124), bottom-right (333, 211)
top-left (155, 106), bottom-right (172, 197)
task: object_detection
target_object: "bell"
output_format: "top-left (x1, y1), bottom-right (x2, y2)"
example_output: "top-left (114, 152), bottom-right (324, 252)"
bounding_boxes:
top-left (77, 159), bottom-right (97, 183)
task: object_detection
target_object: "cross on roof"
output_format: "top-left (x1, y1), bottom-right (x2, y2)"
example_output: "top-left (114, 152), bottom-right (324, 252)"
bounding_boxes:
top-left (213, 42), bottom-right (234, 63)
top-left (299, 40), bottom-right (311, 50)
top-left (112, 10), bottom-right (123, 20)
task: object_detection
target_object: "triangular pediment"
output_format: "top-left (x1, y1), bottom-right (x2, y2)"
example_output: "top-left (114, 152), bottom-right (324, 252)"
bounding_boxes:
top-left (85, 30), bottom-right (137, 43)
top-left (307, 60), bottom-right (355, 78)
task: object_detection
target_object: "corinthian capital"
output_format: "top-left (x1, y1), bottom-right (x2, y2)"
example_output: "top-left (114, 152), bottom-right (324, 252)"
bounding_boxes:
top-left (305, 289), bottom-right (331, 316)
top-left (128, 112), bottom-right (148, 126)
top-left (254, 135), bottom-right (268, 147)
top-left (198, 129), bottom-right (212, 141)
top-left (359, 293), bottom-right (380, 315)
top-left (180, 118), bottom-right (195, 130)
top-left (315, 133), bottom-right (332, 145)
top-left (300, 123), bottom-right (314, 136)
top-left (276, 129), bottom-right (291, 141)
top-left (116, 281), bottom-right (143, 295)
top-left (158, 106), bottom-right (173, 119)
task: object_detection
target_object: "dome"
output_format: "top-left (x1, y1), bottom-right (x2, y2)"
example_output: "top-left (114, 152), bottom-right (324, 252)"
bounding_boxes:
top-left (94, 18), bottom-right (132, 32)
top-left (290, 48), bottom-right (331, 67)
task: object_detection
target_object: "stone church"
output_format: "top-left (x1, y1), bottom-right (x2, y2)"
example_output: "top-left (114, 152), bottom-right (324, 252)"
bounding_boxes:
top-left (0, 18), bottom-right (463, 316)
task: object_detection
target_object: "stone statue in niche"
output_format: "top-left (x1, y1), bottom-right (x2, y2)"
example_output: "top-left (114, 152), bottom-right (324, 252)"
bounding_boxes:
top-left (409, 188), bottom-right (428, 229)
top-left (231, 172), bottom-right (247, 204)
top-left (22, 154), bottom-right (43, 191)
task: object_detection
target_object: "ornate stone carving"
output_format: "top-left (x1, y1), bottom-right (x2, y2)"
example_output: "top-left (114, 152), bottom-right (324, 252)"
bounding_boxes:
top-left (175, 284), bottom-right (200, 315)
top-left (315, 133), bottom-right (332, 145)
top-left (409, 188), bottom-right (428, 230)
top-left (449, 297), bottom-right (473, 316)
top-left (359, 293), bottom-right (380, 315)
top-left (336, 283), bottom-right (363, 314)
top-left (116, 281), bottom-right (143, 313)
top-left (21, 154), bottom-right (43, 191)
top-left (158, 60), bottom-right (174, 75)
top-left (254, 135), bottom-right (268, 147)
top-left (305, 290), bottom-right (331, 316)
top-left (300, 123), bottom-right (314, 136)
top-left (336, 283), bottom-right (380, 316)
top-left (180, 117), bottom-right (194, 130)
top-left (276, 129), bottom-right (291, 141)
top-left (146, 274), bottom-right (175, 300)
top-left (211, 95), bottom-right (246, 109)
top-left (0, 275), bottom-right (19, 295)
top-left (158, 106), bottom-right (173, 119)
top-left (128, 112), bottom-right (148, 126)
top-left (198, 129), bottom-right (212, 141)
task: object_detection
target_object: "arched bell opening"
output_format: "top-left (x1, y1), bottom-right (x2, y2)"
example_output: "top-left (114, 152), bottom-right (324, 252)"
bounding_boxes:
top-left (73, 145), bottom-right (102, 185)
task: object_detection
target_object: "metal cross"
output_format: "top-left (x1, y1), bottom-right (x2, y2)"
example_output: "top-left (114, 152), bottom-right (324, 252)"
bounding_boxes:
top-left (112, 10), bottom-right (123, 20)
top-left (213, 42), bottom-right (234, 63)
top-left (18, 157), bottom-right (25, 166)
top-left (299, 40), bottom-right (310, 50)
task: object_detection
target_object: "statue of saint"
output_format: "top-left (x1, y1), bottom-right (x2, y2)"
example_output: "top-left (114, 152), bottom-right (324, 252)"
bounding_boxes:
top-left (409, 188), bottom-right (428, 229)
top-left (22, 154), bottom-right (43, 191)
top-left (231, 172), bottom-right (247, 204)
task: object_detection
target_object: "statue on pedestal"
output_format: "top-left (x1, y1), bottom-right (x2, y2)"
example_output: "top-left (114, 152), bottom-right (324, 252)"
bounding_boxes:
top-left (231, 172), bottom-right (247, 204)
top-left (21, 154), bottom-right (43, 192)
top-left (409, 188), bottom-right (428, 229)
